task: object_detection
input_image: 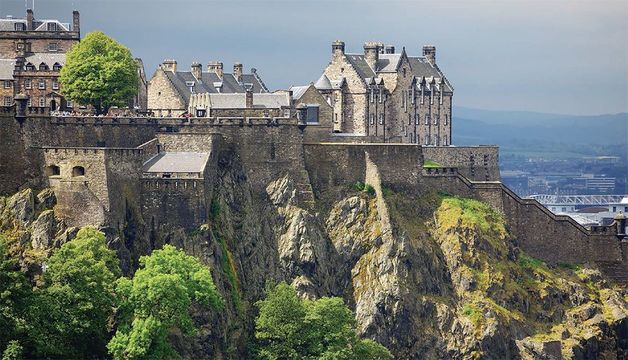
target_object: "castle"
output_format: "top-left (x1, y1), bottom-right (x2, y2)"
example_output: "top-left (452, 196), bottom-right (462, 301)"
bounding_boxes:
top-left (0, 21), bottom-right (625, 283)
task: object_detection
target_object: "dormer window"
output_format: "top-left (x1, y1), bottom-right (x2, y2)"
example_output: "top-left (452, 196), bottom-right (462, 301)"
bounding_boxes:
top-left (39, 63), bottom-right (49, 71)
top-left (48, 43), bottom-right (58, 52)
top-left (25, 63), bottom-right (35, 71)
top-left (47, 22), bottom-right (58, 31)
top-left (53, 63), bottom-right (62, 71)
top-left (185, 81), bottom-right (195, 93)
top-left (14, 23), bottom-right (26, 31)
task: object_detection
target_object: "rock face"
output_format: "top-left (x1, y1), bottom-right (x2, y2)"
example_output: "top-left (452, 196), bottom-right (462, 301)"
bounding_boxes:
top-left (1, 156), bottom-right (626, 359)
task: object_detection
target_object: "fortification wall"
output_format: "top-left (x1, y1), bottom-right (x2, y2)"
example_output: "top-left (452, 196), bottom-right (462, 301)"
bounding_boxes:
top-left (422, 146), bottom-right (500, 181)
top-left (142, 179), bottom-right (207, 230)
top-left (104, 148), bottom-right (144, 228)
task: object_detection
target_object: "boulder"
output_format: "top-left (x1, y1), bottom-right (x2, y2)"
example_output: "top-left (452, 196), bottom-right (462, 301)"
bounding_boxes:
top-left (7, 189), bottom-right (35, 227)
top-left (36, 189), bottom-right (57, 211)
top-left (30, 210), bottom-right (58, 250)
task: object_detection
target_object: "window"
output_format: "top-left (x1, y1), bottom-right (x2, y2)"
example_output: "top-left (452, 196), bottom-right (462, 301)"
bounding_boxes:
top-left (66, 100), bottom-right (73, 108)
top-left (3, 96), bottom-right (12, 106)
top-left (48, 43), bottom-right (58, 52)
top-left (408, 114), bottom-right (411, 125)
top-left (434, 116), bottom-right (438, 125)
top-left (53, 63), bottom-right (62, 71)
top-left (424, 135), bottom-right (429, 145)
top-left (3, 80), bottom-right (11, 89)
top-left (378, 113), bottom-right (384, 125)
top-left (38, 97), bottom-right (45, 107)
top-left (613, 206), bottom-right (617, 212)
top-left (27, 98), bottom-right (32, 107)
top-left (52, 80), bottom-right (59, 90)
top-left (47, 22), bottom-right (58, 31)
top-left (425, 114), bottom-right (430, 125)
top-left (434, 135), bottom-right (438, 145)
top-left (561, 207), bottom-right (567, 212)
top-left (306, 106), bottom-right (319, 123)
top-left (14, 23), bottom-right (26, 31)
top-left (45, 165), bottom-right (60, 176)
top-left (196, 109), bottom-right (206, 117)
top-left (38, 80), bottom-right (45, 89)
top-left (370, 113), bottom-right (375, 125)
top-left (378, 89), bottom-right (383, 103)
top-left (15, 43), bottom-right (23, 51)
top-left (72, 166), bottom-right (85, 177)
top-left (444, 114), bottom-right (449, 125)
top-left (415, 114), bottom-right (419, 125)
top-left (443, 135), bottom-right (448, 146)
top-left (24, 63), bottom-right (34, 71)
top-left (369, 89), bottom-right (374, 103)
top-left (403, 126), bottom-right (407, 137)
top-left (403, 68), bottom-right (407, 77)
top-left (39, 63), bottom-right (49, 71)
top-left (24, 79), bottom-right (31, 89)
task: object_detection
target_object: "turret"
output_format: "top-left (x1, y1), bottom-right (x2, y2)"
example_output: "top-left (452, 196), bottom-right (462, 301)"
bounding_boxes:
top-left (423, 45), bottom-right (436, 65)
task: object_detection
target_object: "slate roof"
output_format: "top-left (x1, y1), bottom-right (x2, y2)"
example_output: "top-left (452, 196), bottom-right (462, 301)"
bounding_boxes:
top-left (25, 53), bottom-right (65, 68)
top-left (314, 74), bottom-right (332, 90)
top-left (0, 59), bottom-right (16, 80)
top-left (164, 69), bottom-right (269, 103)
top-left (0, 18), bottom-right (71, 32)
top-left (191, 93), bottom-right (290, 109)
top-left (345, 54), bottom-right (375, 79)
top-left (143, 152), bottom-right (209, 174)
top-left (289, 85), bottom-right (309, 100)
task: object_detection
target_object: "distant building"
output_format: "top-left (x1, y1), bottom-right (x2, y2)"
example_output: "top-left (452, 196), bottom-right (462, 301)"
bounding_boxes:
top-left (0, 9), bottom-right (80, 110)
top-left (148, 60), bottom-right (269, 117)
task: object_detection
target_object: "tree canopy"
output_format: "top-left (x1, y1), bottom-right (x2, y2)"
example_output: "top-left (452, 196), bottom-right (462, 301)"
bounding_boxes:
top-left (60, 31), bottom-right (138, 114)
top-left (255, 282), bottom-right (392, 360)
top-left (29, 227), bottom-right (121, 358)
top-left (107, 244), bottom-right (223, 360)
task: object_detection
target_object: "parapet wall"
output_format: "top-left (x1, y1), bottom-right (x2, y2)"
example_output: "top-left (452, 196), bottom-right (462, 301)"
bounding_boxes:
top-left (422, 146), bottom-right (500, 181)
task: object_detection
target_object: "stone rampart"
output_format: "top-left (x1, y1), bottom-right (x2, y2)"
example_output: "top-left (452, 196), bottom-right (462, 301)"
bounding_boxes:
top-left (422, 145), bottom-right (500, 181)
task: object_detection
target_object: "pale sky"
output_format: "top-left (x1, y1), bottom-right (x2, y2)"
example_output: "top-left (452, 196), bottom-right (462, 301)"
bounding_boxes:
top-left (2, 0), bottom-right (627, 115)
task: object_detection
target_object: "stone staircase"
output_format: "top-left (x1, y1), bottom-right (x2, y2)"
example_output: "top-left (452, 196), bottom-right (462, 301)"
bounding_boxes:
top-left (294, 169), bottom-right (315, 210)
top-left (596, 261), bottom-right (628, 286)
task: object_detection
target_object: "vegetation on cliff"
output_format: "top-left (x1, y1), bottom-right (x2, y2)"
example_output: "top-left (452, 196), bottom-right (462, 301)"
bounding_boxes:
top-left (254, 282), bottom-right (392, 360)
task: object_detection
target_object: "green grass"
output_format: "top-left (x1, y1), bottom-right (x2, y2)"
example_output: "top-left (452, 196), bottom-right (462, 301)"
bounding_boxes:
top-left (462, 303), bottom-right (483, 327)
top-left (518, 253), bottom-right (545, 270)
top-left (423, 159), bottom-right (442, 168)
top-left (351, 181), bottom-right (375, 196)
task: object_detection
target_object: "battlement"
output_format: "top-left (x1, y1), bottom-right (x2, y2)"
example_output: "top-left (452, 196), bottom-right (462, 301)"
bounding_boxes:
top-left (49, 115), bottom-right (296, 127)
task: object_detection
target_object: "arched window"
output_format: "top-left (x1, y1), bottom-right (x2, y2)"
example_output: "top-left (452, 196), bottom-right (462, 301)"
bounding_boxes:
top-left (39, 63), bottom-right (49, 71)
top-left (52, 63), bottom-right (62, 71)
top-left (45, 165), bottom-right (60, 176)
top-left (24, 63), bottom-right (35, 71)
top-left (72, 166), bottom-right (85, 177)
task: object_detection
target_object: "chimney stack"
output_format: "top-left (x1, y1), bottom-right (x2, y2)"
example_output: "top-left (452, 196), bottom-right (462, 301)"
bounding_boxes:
top-left (363, 41), bottom-right (381, 71)
top-left (423, 45), bottom-right (436, 65)
top-left (207, 61), bottom-right (223, 78)
top-left (191, 62), bottom-right (202, 80)
top-left (162, 59), bottom-right (177, 72)
top-left (332, 40), bottom-right (345, 60)
top-left (72, 10), bottom-right (80, 34)
top-left (26, 9), bottom-right (33, 31)
top-left (233, 62), bottom-right (243, 82)
top-left (245, 89), bottom-right (253, 108)
top-left (385, 45), bottom-right (395, 54)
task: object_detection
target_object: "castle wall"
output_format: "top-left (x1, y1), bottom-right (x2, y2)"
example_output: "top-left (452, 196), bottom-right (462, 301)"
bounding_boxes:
top-left (142, 179), bottom-right (207, 230)
top-left (422, 146), bottom-right (500, 181)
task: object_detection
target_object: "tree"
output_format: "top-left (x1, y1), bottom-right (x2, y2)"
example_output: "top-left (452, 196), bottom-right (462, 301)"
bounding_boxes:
top-left (30, 227), bottom-right (121, 358)
top-left (0, 236), bottom-right (31, 357)
top-left (255, 282), bottom-right (392, 360)
top-left (60, 31), bottom-right (138, 114)
top-left (107, 244), bottom-right (222, 360)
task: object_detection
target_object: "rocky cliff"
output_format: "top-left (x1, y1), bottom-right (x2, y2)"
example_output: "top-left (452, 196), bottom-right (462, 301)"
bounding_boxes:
top-left (1, 149), bottom-right (626, 359)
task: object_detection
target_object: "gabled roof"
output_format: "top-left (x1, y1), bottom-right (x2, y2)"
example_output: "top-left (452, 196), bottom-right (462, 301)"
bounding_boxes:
top-left (344, 54), bottom-right (375, 79)
top-left (377, 54), bottom-right (402, 72)
top-left (0, 59), bottom-right (16, 80)
top-left (289, 85), bottom-right (310, 100)
top-left (0, 18), bottom-right (71, 32)
top-left (25, 53), bottom-right (66, 68)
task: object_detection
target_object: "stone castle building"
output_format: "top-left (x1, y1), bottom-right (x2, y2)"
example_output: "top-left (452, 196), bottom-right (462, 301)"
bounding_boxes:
top-left (147, 60), bottom-right (269, 116)
top-left (0, 9), bottom-right (80, 110)
top-left (314, 41), bottom-right (453, 145)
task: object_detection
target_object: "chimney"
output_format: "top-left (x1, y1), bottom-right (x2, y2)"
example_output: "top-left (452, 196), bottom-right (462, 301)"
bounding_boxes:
top-left (191, 62), bottom-right (202, 80)
top-left (207, 61), bottom-right (224, 78)
top-left (332, 40), bottom-right (345, 60)
top-left (162, 59), bottom-right (177, 72)
top-left (423, 45), bottom-right (436, 65)
top-left (72, 10), bottom-right (80, 34)
top-left (385, 45), bottom-right (395, 54)
top-left (233, 62), bottom-right (243, 82)
top-left (26, 9), bottom-right (33, 31)
top-left (363, 41), bottom-right (381, 71)
top-left (245, 89), bottom-right (253, 108)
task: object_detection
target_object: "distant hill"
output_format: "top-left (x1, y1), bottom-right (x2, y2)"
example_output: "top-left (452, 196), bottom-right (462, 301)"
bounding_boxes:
top-left (453, 107), bottom-right (627, 150)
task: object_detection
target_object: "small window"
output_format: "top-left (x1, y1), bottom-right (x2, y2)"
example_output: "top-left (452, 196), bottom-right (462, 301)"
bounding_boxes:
top-left (47, 22), bottom-right (58, 31)
top-left (38, 80), bottom-right (45, 89)
top-left (27, 98), bottom-right (32, 107)
top-left (3, 96), bottom-right (12, 106)
top-left (45, 165), bottom-right (60, 176)
top-left (38, 97), bottom-right (45, 107)
top-left (443, 135), bottom-right (448, 146)
top-left (48, 43), bottom-right (58, 52)
top-left (39, 63), bottom-right (49, 71)
top-left (434, 116), bottom-right (438, 125)
top-left (444, 114), bottom-right (449, 125)
top-left (415, 114), bottom-right (419, 125)
top-left (3, 80), bottom-right (11, 89)
top-left (14, 23), bottom-right (26, 31)
top-left (561, 207), bottom-right (567, 212)
top-left (306, 106), bottom-right (319, 123)
top-left (370, 113), bottom-right (375, 125)
top-left (53, 63), bottom-right (62, 71)
top-left (24, 79), bottom-right (31, 89)
top-left (425, 115), bottom-right (430, 125)
top-left (424, 135), bottom-right (429, 145)
top-left (378, 113), bottom-right (384, 125)
top-left (66, 100), bottom-right (73, 108)
top-left (52, 80), bottom-right (59, 90)
top-left (25, 63), bottom-right (35, 71)
top-left (72, 166), bottom-right (85, 177)
top-left (613, 206), bottom-right (617, 212)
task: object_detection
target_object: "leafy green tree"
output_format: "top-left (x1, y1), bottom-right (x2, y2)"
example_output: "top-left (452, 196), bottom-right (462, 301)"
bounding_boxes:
top-left (60, 31), bottom-right (138, 114)
top-left (30, 227), bottom-right (121, 358)
top-left (108, 244), bottom-right (222, 360)
top-left (255, 282), bottom-right (392, 360)
top-left (1, 340), bottom-right (23, 360)
top-left (0, 236), bottom-right (30, 357)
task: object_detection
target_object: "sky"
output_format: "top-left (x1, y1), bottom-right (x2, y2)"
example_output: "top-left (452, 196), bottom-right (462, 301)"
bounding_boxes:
top-left (1, 0), bottom-right (627, 115)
